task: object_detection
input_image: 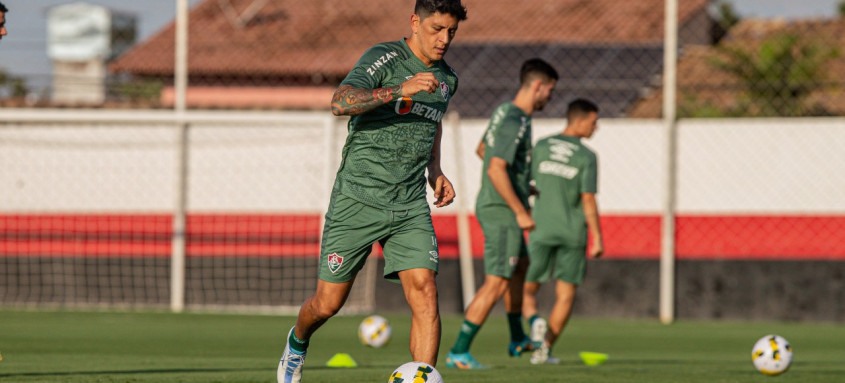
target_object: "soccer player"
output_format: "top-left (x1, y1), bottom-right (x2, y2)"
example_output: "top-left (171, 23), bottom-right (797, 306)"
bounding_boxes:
top-left (523, 98), bottom-right (604, 365)
top-left (0, 2), bottom-right (8, 42)
top-left (277, 1), bottom-right (467, 382)
top-left (445, 58), bottom-right (558, 369)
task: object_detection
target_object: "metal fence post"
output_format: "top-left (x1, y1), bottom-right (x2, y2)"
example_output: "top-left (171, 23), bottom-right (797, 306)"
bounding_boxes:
top-left (170, 0), bottom-right (189, 313)
top-left (448, 112), bottom-right (476, 309)
top-left (660, 0), bottom-right (679, 325)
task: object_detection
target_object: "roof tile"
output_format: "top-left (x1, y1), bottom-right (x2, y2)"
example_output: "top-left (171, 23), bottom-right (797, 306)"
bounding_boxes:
top-left (110, 0), bottom-right (709, 77)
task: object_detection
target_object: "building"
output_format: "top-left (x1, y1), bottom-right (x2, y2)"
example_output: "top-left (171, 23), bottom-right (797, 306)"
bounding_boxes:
top-left (109, 0), bottom-right (713, 116)
top-left (48, 2), bottom-right (136, 105)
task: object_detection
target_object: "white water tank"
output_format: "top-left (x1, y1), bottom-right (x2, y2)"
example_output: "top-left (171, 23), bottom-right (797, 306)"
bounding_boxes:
top-left (47, 2), bottom-right (136, 105)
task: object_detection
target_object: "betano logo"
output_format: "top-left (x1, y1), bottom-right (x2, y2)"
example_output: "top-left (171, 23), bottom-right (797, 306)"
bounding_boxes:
top-left (394, 97), bottom-right (444, 123)
top-left (395, 97), bottom-right (414, 115)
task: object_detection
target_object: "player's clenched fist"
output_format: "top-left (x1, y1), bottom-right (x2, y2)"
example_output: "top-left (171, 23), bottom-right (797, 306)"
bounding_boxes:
top-left (401, 72), bottom-right (439, 96)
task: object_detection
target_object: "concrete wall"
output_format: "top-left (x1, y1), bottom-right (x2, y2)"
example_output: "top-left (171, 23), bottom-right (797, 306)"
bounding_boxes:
top-left (2, 255), bottom-right (842, 321)
top-left (376, 259), bottom-right (845, 322)
top-left (3, 112), bottom-right (845, 215)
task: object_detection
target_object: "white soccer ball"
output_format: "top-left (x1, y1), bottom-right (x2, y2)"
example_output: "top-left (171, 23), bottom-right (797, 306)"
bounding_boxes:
top-left (751, 334), bottom-right (793, 376)
top-left (387, 361), bottom-right (443, 383)
top-left (358, 315), bottom-right (392, 348)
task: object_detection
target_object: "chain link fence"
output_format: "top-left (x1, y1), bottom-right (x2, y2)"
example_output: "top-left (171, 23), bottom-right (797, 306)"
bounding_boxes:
top-left (0, 111), bottom-right (379, 313)
top-left (1, 0), bottom-right (844, 317)
top-left (1, 1), bottom-right (844, 116)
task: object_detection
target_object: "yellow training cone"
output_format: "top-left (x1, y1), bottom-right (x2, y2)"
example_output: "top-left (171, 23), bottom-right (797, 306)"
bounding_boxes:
top-left (579, 351), bottom-right (609, 366)
top-left (326, 353), bottom-right (358, 368)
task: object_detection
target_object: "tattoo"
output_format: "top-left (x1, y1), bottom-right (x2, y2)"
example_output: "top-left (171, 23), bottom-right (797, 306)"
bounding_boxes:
top-left (331, 84), bottom-right (402, 116)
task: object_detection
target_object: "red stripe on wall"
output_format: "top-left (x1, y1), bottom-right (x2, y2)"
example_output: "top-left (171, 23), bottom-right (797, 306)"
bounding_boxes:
top-left (0, 214), bottom-right (321, 258)
top-left (676, 215), bottom-right (845, 259)
top-left (1, 214), bottom-right (843, 260)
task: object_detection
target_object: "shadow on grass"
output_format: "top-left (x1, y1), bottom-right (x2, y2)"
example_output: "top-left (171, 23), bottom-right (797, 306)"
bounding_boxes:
top-left (0, 367), bottom-right (263, 378)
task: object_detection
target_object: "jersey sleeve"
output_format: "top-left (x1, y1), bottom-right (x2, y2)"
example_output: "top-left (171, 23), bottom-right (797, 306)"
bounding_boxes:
top-left (581, 150), bottom-right (598, 194)
top-left (340, 44), bottom-right (392, 89)
top-left (488, 112), bottom-right (522, 165)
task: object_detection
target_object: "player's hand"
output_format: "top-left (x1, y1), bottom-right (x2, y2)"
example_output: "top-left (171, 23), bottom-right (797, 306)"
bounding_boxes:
top-left (429, 172), bottom-right (455, 208)
top-left (402, 72), bottom-right (439, 96)
top-left (515, 211), bottom-right (535, 231)
top-left (589, 240), bottom-right (604, 259)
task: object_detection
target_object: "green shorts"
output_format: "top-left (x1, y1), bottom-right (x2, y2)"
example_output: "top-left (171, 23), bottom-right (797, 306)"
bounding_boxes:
top-left (477, 207), bottom-right (528, 278)
top-left (526, 241), bottom-right (586, 285)
top-left (319, 190), bottom-right (439, 283)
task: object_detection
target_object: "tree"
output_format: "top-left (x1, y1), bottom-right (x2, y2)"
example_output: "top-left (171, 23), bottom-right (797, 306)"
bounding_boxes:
top-left (0, 69), bottom-right (28, 99)
top-left (113, 79), bottom-right (164, 106)
top-left (711, 1), bottom-right (741, 42)
top-left (710, 33), bottom-right (839, 116)
top-left (716, 1), bottom-right (741, 30)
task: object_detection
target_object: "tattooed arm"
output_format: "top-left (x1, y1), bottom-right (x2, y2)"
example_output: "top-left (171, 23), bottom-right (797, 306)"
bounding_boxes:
top-left (331, 84), bottom-right (401, 116)
top-left (331, 72), bottom-right (440, 116)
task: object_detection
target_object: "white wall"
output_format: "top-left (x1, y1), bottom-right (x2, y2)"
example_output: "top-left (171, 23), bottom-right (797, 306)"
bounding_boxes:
top-left (1, 110), bottom-right (843, 215)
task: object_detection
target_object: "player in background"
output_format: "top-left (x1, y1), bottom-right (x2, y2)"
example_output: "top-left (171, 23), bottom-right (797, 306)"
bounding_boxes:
top-left (524, 98), bottom-right (603, 365)
top-left (277, 1), bottom-right (466, 382)
top-left (445, 58), bottom-right (558, 369)
top-left (0, 2), bottom-right (9, 42)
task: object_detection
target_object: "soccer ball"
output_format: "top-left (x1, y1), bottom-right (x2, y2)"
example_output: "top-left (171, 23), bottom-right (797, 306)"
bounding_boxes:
top-left (387, 361), bottom-right (443, 383)
top-left (751, 334), bottom-right (793, 376)
top-left (358, 315), bottom-right (392, 348)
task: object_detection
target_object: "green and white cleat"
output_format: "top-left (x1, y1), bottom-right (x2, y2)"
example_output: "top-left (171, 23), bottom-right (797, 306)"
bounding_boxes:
top-left (445, 351), bottom-right (487, 369)
top-left (508, 337), bottom-right (535, 357)
top-left (278, 327), bottom-right (306, 383)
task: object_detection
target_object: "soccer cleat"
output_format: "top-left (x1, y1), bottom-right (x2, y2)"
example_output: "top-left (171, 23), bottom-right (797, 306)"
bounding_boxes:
top-left (277, 327), bottom-right (306, 383)
top-left (530, 317), bottom-right (547, 345)
top-left (545, 355), bottom-right (561, 365)
top-left (529, 318), bottom-right (549, 365)
top-left (445, 351), bottom-right (486, 369)
top-left (507, 337), bottom-right (536, 357)
top-left (530, 341), bottom-right (551, 365)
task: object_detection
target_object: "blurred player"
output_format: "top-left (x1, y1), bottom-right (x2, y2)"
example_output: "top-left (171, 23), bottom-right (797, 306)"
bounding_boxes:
top-left (0, 2), bottom-right (8, 42)
top-left (277, 1), bottom-right (467, 382)
top-left (445, 58), bottom-right (558, 369)
top-left (524, 98), bottom-right (604, 365)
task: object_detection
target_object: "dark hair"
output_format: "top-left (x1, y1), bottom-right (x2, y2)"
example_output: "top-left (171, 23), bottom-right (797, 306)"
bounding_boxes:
top-left (415, 0), bottom-right (468, 21)
top-left (0, 2), bottom-right (8, 13)
top-left (519, 58), bottom-right (559, 86)
top-left (567, 98), bottom-right (599, 120)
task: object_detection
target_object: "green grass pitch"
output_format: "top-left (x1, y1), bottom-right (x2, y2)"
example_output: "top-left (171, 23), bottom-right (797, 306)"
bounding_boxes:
top-left (1, 310), bottom-right (843, 382)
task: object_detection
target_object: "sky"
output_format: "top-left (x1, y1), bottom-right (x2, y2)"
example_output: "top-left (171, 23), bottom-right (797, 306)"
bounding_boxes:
top-left (0, 0), bottom-right (842, 94)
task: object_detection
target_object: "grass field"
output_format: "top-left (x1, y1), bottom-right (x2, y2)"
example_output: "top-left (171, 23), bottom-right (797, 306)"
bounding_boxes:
top-left (1, 310), bottom-right (843, 383)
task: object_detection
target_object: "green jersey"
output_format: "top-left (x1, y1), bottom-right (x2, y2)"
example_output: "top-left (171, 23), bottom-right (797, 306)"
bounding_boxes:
top-left (335, 39), bottom-right (459, 210)
top-left (475, 102), bottom-right (532, 213)
top-left (531, 134), bottom-right (598, 246)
